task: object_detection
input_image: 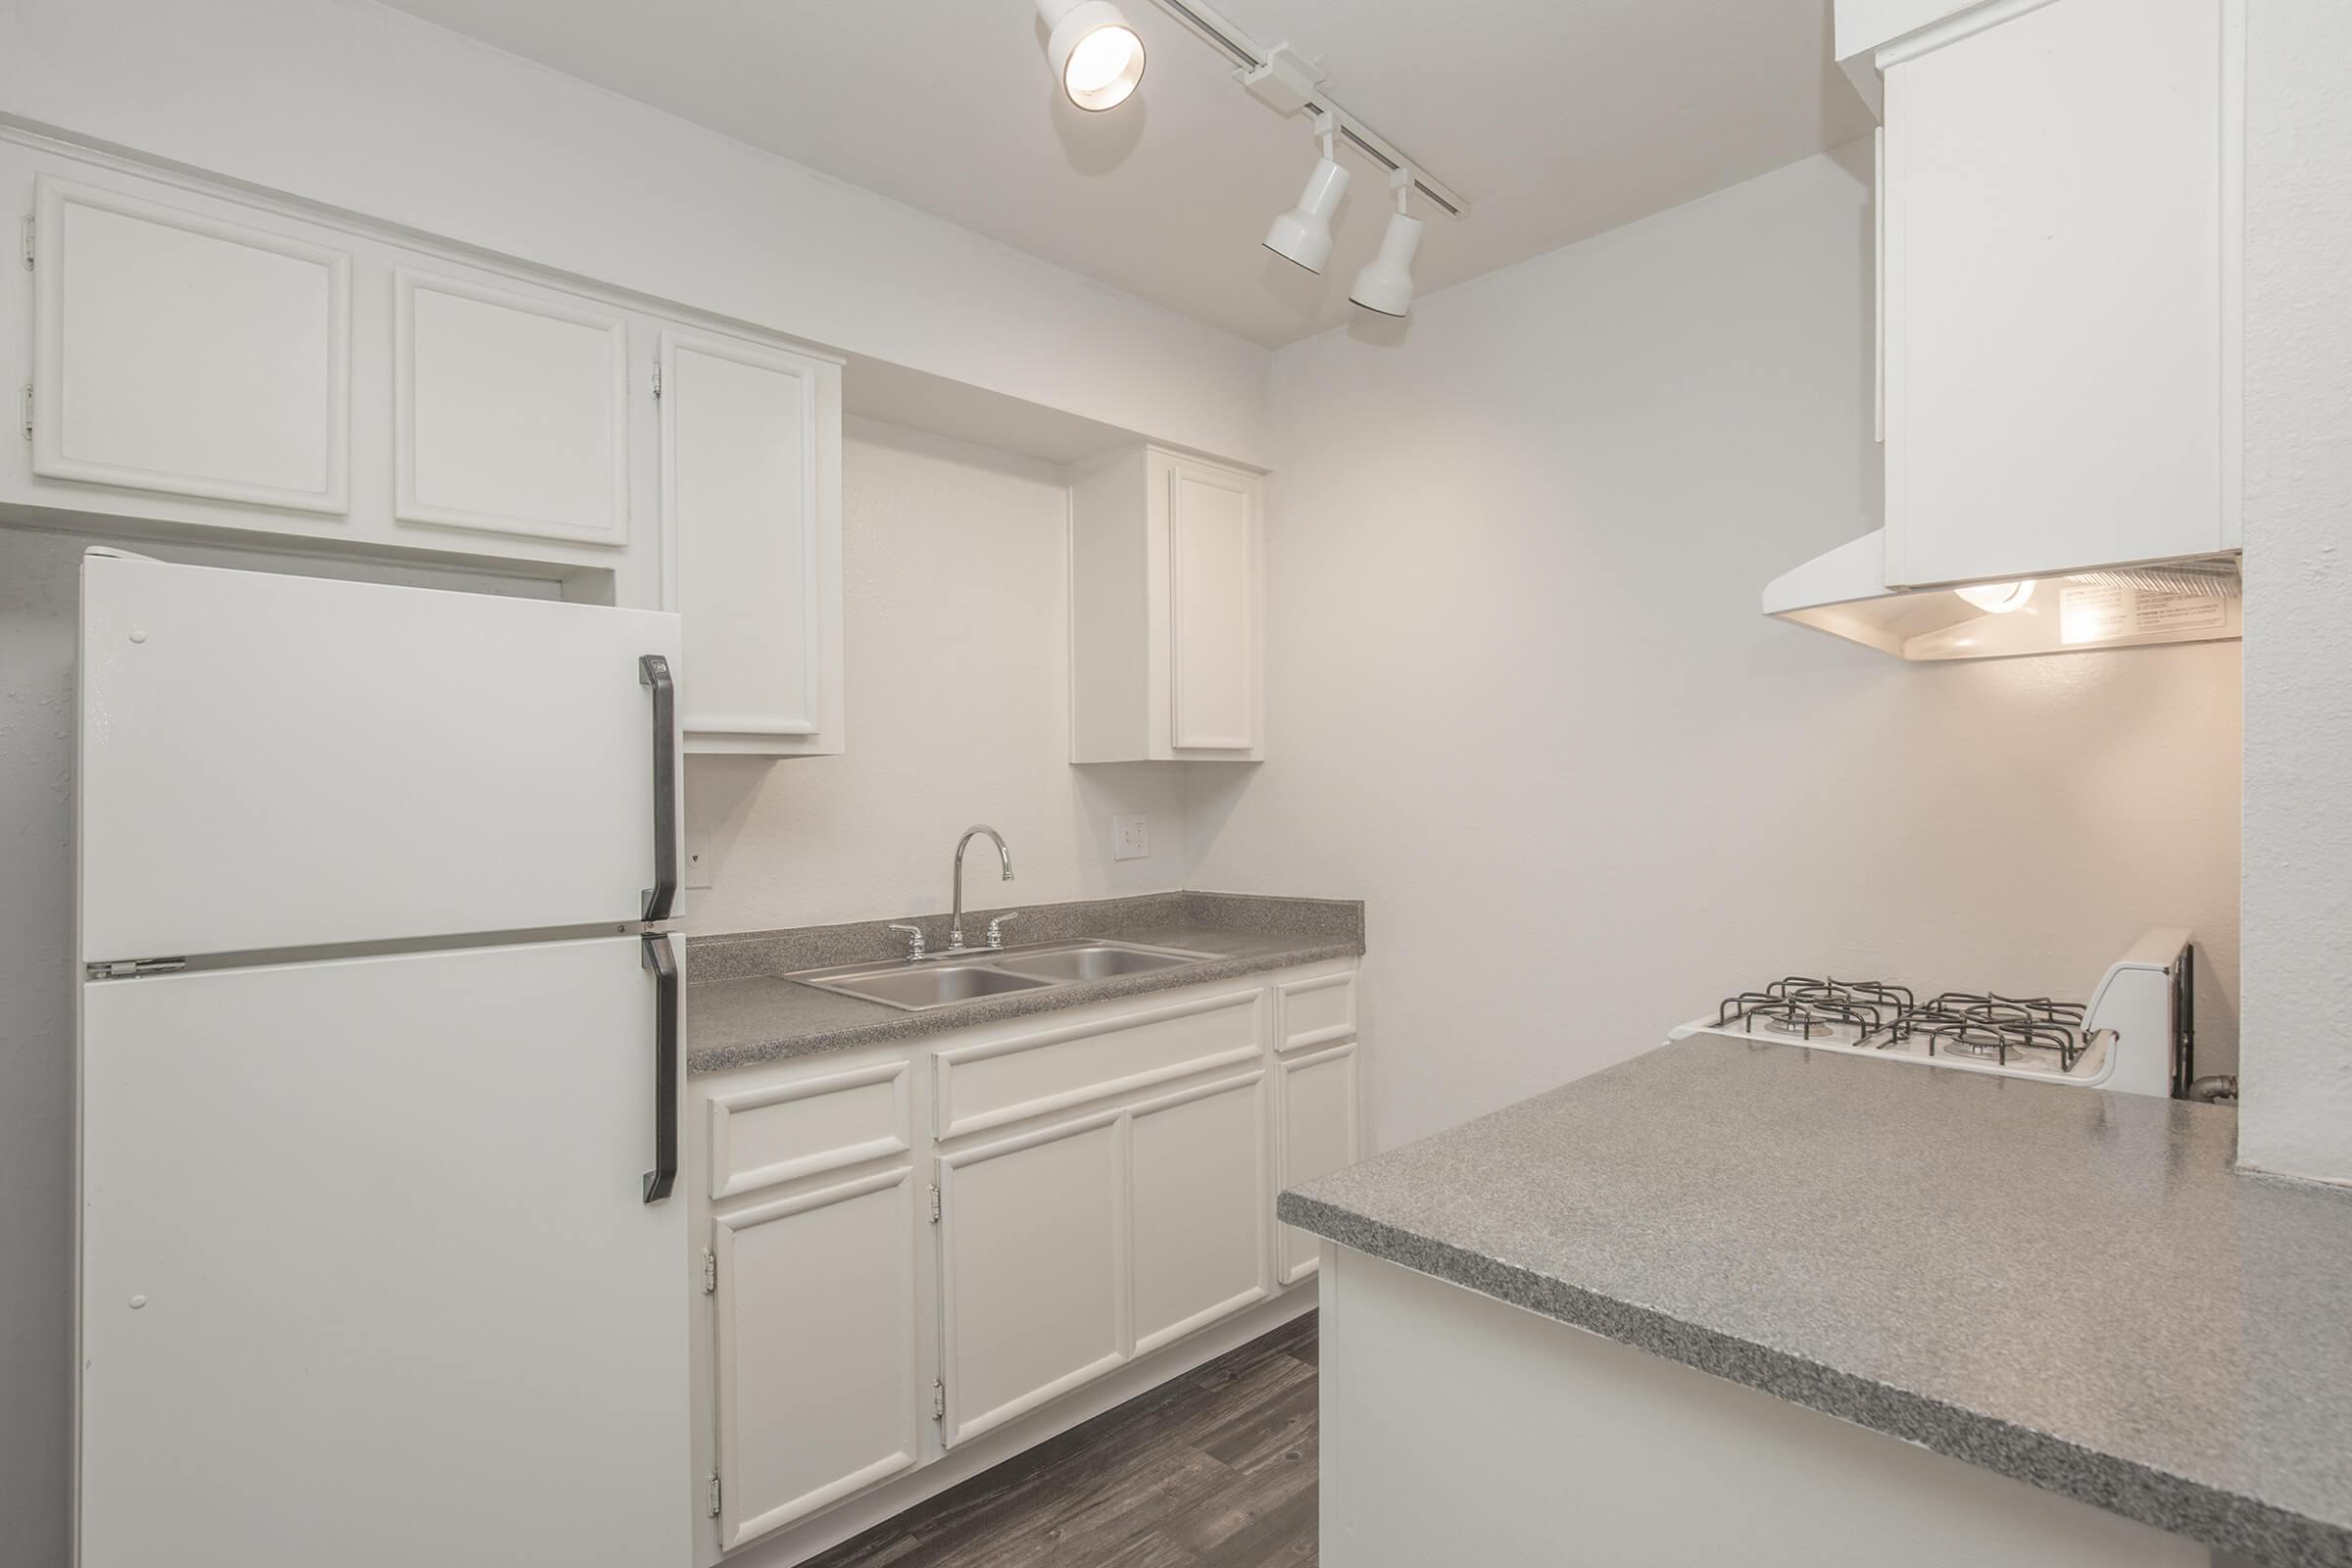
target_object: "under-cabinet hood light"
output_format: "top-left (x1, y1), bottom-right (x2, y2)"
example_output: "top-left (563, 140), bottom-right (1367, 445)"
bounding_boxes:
top-left (1954, 580), bottom-right (2034, 614)
top-left (1760, 531), bottom-right (2242, 662)
top-left (1039, 0), bottom-right (1147, 112)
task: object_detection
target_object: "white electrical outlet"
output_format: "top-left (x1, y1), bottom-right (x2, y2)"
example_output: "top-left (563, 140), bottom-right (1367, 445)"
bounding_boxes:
top-left (684, 831), bottom-right (715, 891)
top-left (1111, 813), bottom-right (1150, 861)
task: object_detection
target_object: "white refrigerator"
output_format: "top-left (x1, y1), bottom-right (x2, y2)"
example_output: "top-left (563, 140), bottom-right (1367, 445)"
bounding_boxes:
top-left (74, 550), bottom-right (691, 1566)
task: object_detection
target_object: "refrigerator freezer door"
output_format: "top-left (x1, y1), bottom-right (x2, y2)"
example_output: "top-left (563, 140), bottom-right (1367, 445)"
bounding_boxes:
top-left (78, 552), bottom-right (681, 961)
top-left (77, 936), bottom-right (689, 1567)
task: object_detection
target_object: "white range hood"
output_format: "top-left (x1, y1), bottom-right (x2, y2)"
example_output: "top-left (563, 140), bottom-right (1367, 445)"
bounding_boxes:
top-left (1764, 532), bottom-right (2242, 662)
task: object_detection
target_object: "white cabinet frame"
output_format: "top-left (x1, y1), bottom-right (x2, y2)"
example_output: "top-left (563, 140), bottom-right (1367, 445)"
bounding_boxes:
top-left (392, 267), bottom-right (630, 546)
top-left (31, 174), bottom-right (352, 514)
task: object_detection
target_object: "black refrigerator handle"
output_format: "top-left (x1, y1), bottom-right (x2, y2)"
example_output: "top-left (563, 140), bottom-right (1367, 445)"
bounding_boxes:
top-left (642, 932), bottom-right (679, 1204)
top-left (639, 654), bottom-right (678, 922)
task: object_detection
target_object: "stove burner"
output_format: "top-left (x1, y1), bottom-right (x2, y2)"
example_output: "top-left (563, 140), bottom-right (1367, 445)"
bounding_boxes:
top-left (1714, 978), bottom-right (1907, 1040)
top-left (1710, 978), bottom-right (2091, 1074)
top-left (1880, 992), bottom-right (2089, 1071)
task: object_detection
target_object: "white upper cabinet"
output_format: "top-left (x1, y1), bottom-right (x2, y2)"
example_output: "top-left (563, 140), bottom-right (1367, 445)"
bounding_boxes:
top-left (31, 174), bottom-right (350, 515)
top-left (658, 329), bottom-right (845, 757)
top-left (394, 268), bottom-right (629, 547)
top-left (1070, 446), bottom-right (1264, 763)
top-left (1877, 0), bottom-right (2240, 587)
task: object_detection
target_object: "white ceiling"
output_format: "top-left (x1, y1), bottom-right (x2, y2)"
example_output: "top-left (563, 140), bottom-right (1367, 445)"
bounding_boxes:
top-left (376, 0), bottom-right (1872, 349)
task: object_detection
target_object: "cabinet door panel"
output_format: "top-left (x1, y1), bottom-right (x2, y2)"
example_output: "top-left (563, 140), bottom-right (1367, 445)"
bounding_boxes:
top-left (1278, 1043), bottom-right (1359, 1286)
top-left (1884, 0), bottom-right (2228, 585)
top-left (395, 269), bottom-right (628, 545)
top-left (938, 1110), bottom-right (1128, 1446)
top-left (33, 175), bottom-right (350, 514)
top-left (1132, 1073), bottom-right (1270, 1354)
top-left (661, 330), bottom-right (827, 740)
top-left (1167, 460), bottom-right (1259, 751)
top-left (712, 1170), bottom-right (918, 1550)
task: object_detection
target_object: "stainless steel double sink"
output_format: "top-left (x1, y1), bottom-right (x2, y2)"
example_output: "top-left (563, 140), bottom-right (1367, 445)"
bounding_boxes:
top-left (788, 939), bottom-right (1216, 1012)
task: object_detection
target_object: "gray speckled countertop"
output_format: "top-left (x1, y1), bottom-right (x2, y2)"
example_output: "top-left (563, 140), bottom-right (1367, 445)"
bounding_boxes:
top-left (1278, 1036), bottom-right (2352, 1568)
top-left (687, 891), bottom-right (1362, 1074)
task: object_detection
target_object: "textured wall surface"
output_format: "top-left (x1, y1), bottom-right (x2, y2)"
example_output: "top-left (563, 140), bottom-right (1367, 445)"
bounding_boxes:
top-left (681, 418), bottom-right (1188, 936)
top-left (2237, 0), bottom-right (2352, 1184)
top-left (1188, 148), bottom-right (2245, 1152)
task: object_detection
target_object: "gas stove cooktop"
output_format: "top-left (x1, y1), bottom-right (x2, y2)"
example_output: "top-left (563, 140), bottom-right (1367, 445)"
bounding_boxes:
top-left (1698, 977), bottom-right (2100, 1077)
top-left (1666, 931), bottom-right (2197, 1098)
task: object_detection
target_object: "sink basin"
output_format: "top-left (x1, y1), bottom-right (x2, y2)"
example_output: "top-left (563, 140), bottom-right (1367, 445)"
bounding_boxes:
top-left (788, 938), bottom-right (1215, 1012)
top-left (994, 945), bottom-right (1202, 983)
top-left (806, 963), bottom-right (1053, 1011)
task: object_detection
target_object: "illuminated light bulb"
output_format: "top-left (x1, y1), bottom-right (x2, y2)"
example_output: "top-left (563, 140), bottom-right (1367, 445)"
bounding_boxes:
top-left (1065, 25), bottom-right (1141, 96)
top-left (1956, 580), bottom-right (2035, 614)
top-left (1039, 1), bottom-right (1146, 112)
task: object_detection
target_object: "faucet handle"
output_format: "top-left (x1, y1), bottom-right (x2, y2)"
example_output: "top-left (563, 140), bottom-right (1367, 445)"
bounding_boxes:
top-left (986, 913), bottom-right (1019, 950)
top-left (886, 922), bottom-right (926, 960)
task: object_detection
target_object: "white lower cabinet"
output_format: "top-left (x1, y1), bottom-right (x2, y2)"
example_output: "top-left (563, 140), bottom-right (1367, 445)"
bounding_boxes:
top-left (1276, 1041), bottom-right (1361, 1286)
top-left (691, 961), bottom-right (1356, 1559)
top-left (936, 1108), bottom-right (1129, 1446)
top-left (710, 1169), bottom-right (920, 1550)
top-left (1131, 1072), bottom-right (1270, 1354)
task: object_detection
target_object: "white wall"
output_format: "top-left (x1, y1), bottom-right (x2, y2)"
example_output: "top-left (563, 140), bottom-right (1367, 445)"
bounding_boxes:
top-left (2237, 0), bottom-right (2352, 1186)
top-left (1187, 147), bottom-right (2245, 1152)
top-left (683, 417), bottom-right (1188, 935)
top-left (0, 529), bottom-right (560, 1566)
top-left (0, 0), bottom-right (1270, 467)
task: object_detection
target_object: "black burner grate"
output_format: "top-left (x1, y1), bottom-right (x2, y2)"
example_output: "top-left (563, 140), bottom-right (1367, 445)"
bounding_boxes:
top-left (1713, 979), bottom-right (2090, 1073)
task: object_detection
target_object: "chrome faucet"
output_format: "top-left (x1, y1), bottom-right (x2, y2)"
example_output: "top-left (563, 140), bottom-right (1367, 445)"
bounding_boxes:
top-left (948, 825), bottom-right (1014, 954)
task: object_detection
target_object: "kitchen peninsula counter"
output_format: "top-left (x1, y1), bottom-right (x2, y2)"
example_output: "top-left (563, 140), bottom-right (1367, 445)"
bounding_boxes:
top-left (1280, 1036), bottom-right (2351, 1567)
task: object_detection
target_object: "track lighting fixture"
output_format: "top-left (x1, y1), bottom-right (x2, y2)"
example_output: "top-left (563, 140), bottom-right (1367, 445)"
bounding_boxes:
top-left (1264, 115), bottom-right (1349, 274)
top-left (1038, 0), bottom-right (1147, 112)
top-left (1348, 169), bottom-right (1423, 317)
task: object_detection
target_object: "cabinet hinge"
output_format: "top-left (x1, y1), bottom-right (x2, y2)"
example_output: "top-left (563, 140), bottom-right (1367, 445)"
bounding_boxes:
top-left (931, 1381), bottom-right (946, 1420)
top-left (651, 359), bottom-right (662, 400)
top-left (928, 1185), bottom-right (942, 1224)
top-left (20, 215), bottom-right (31, 270)
top-left (705, 1473), bottom-right (721, 1519)
top-left (21, 382), bottom-right (30, 442)
top-left (84, 957), bottom-right (187, 981)
top-left (701, 1249), bottom-right (717, 1295)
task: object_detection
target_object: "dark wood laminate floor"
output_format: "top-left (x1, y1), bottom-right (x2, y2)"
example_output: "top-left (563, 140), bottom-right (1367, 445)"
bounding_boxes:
top-left (808, 1311), bottom-right (1320, 1568)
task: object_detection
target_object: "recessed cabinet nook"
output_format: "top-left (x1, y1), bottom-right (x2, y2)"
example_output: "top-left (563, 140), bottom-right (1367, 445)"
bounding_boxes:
top-left (1, 135), bottom-right (845, 759)
top-left (688, 960), bottom-right (1359, 1562)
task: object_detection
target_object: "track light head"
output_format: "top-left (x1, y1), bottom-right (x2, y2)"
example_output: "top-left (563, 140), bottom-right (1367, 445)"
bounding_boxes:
top-left (1349, 173), bottom-right (1423, 317)
top-left (1264, 120), bottom-right (1350, 274)
top-left (1039, 0), bottom-right (1147, 112)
